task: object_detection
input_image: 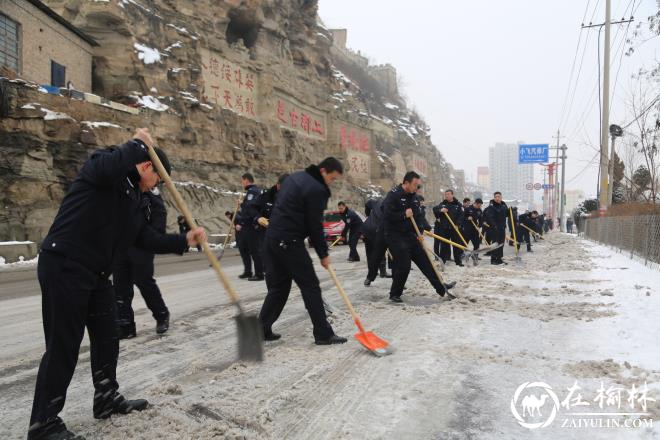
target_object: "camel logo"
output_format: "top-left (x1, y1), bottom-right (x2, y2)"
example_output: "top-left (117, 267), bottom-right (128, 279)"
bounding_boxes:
top-left (510, 382), bottom-right (560, 429)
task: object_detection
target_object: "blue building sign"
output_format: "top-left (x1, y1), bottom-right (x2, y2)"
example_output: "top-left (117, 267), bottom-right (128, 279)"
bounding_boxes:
top-left (519, 144), bottom-right (549, 164)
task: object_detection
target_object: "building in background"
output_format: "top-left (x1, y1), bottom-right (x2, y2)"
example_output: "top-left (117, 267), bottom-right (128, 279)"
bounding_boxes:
top-left (0, 0), bottom-right (97, 92)
top-left (563, 189), bottom-right (585, 216)
top-left (489, 142), bottom-right (534, 209)
top-left (477, 166), bottom-right (490, 191)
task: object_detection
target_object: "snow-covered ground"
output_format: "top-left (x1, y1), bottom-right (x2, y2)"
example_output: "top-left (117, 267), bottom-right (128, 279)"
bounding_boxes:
top-left (1, 234), bottom-right (658, 439)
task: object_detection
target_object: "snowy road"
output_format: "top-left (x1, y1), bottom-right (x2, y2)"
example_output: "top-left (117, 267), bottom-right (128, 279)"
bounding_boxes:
top-left (1, 235), bottom-right (659, 439)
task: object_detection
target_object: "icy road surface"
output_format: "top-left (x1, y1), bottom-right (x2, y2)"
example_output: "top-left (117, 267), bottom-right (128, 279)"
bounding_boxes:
top-left (1, 235), bottom-right (658, 439)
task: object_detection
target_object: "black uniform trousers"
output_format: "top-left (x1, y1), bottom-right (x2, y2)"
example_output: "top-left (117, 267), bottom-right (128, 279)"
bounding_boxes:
top-left (259, 238), bottom-right (334, 340)
top-left (113, 256), bottom-right (168, 325)
top-left (346, 225), bottom-right (361, 261)
top-left (236, 230), bottom-right (252, 275)
top-left (463, 228), bottom-right (480, 250)
top-left (435, 226), bottom-right (464, 264)
top-left (520, 229), bottom-right (531, 250)
top-left (30, 251), bottom-right (119, 427)
top-left (486, 228), bottom-right (505, 262)
top-left (387, 235), bottom-right (445, 298)
top-left (244, 228), bottom-right (264, 276)
top-left (364, 231), bottom-right (387, 281)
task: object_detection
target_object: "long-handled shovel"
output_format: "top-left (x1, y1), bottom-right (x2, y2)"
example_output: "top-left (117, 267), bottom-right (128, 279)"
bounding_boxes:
top-left (424, 230), bottom-right (501, 256)
top-left (218, 194), bottom-right (243, 261)
top-left (443, 211), bottom-right (469, 247)
top-left (410, 217), bottom-right (456, 298)
top-left (327, 266), bottom-right (392, 356)
top-left (508, 207), bottom-right (522, 263)
top-left (444, 212), bottom-right (478, 265)
top-left (330, 236), bottom-right (342, 249)
top-left (470, 218), bottom-right (491, 246)
top-left (146, 145), bottom-right (263, 362)
top-left (521, 223), bottom-right (543, 240)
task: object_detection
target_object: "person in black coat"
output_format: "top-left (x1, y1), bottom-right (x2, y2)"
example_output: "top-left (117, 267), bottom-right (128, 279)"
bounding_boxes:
top-left (253, 173), bottom-right (288, 285)
top-left (383, 172), bottom-right (455, 303)
top-left (258, 157), bottom-right (347, 345)
top-left (28, 129), bottom-right (206, 440)
top-left (235, 173), bottom-right (263, 281)
top-left (432, 189), bottom-right (465, 266)
top-left (338, 201), bottom-right (364, 262)
top-left (482, 191), bottom-right (508, 265)
top-left (462, 198), bottom-right (484, 250)
top-left (114, 190), bottom-right (171, 339)
top-left (518, 210), bottom-right (539, 252)
top-left (362, 198), bottom-right (390, 285)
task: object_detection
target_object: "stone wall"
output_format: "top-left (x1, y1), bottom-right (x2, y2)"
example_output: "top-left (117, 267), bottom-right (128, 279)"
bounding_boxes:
top-left (0, 0), bottom-right (463, 244)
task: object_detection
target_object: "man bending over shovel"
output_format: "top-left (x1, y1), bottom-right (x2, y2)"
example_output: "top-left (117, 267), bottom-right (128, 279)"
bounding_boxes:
top-left (258, 157), bottom-right (348, 345)
top-left (383, 171), bottom-right (456, 303)
top-left (28, 129), bottom-right (206, 440)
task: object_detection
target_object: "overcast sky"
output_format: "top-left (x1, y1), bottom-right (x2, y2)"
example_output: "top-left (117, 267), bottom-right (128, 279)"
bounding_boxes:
top-left (319, 0), bottom-right (659, 198)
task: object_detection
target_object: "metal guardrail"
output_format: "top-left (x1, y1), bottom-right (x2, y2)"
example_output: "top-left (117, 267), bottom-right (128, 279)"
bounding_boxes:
top-left (582, 215), bottom-right (660, 269)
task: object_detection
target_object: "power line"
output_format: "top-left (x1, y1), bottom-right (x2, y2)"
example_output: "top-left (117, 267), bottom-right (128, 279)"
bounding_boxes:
top-left (557, 0), bottom-right (592, 131)
top-left (610, 0), bottom-right (637, 112)
top-left (559, 0), bottom-right (602, 134)
top-left (566, 9), bottom-right (632, 141)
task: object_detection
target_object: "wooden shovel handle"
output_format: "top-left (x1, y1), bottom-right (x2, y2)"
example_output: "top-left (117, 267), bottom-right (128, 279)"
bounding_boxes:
top-left (444, 211), bottom-right (469, 247)
top-left (508, 207), bottom-right (520, 257)
top-left (327, 265), bottom-right (366, 335)
top-left (423, 230), bottom-right (468, 251)
top-left (222, 195), bottom-right (243, 250)
top-left (470, 218), bottom-right (491, 245)
top-left (410, 216), bottom-right (445, 283)
top-left (146, 144), bottom-right (242, 309)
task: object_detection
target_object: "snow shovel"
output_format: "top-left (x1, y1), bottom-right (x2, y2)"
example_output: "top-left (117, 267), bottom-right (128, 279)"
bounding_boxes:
top-left (327, 266), bottom-right (392, 356)
top-left (218, 194), bottom-right (243, 261)
top-left (508, 207), bottom-right (522, 263)
top-left (520, 223), bottom-right (543, 240)
top-left (443, 211), bottom-right (469, 247)
top-left (146, 144), bottom-right (263, 362)
top-left (470, 218), bottom-right (491, 245)
top-left (330, 236), bottom-right (342, 249)
top-left (422, 230), bottom-right (476, 266)
top-left (411, 218), bottom-right (457, 298)
top-left (424, 230), bottom-right (501, 256)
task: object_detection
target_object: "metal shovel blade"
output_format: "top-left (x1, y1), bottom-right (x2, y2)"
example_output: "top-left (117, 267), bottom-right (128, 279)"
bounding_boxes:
top-left (477, 242), bottom-right (504, 254)
top-left (234, 313), bottom-right (264, 362)
top-left (355, 330), bottom-right (392, 357)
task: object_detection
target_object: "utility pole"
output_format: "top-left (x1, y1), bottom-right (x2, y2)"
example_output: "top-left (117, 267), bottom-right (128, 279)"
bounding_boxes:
top-left (581, 12), bottom-right (633, 209)
top-left (607, 124), bottom-right (623, 205)
top-left (542, 167), bottom-right (547, 214)
top-left (552, 130), bottom-right (562, 227)
top-left (598, 0), bottom-right (612, 214)
top-left (559, 144), bottom-right (568, 232)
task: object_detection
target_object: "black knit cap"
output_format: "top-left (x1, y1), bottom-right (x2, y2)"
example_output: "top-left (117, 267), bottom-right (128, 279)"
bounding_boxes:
top-left (153, 147), bottom-right (172, 176)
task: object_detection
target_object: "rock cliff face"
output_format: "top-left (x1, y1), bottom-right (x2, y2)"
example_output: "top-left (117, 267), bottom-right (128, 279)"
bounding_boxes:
top-left (0, 0), bottom-right (463, 243)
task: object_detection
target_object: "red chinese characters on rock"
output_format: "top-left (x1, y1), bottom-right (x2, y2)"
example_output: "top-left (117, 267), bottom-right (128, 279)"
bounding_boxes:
top-left (348, 154), bottom-right (369, 176)
top-left (275, 99), bottom-right (325, 137)
top-left (413, 157), bottom-right (428, 176)
top-left (339, 126), bottom-right (370, 153)
top-left (201, 55), bottom-right (257, 117)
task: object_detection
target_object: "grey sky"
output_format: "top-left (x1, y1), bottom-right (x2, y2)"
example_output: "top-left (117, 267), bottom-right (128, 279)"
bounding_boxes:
top-left (319, 0), bottom-right (659, 198)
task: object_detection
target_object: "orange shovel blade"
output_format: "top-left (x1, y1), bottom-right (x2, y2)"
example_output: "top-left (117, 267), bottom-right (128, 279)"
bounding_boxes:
top-left (354, 330), bottom-right (392, 356)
